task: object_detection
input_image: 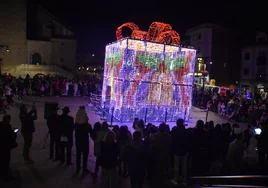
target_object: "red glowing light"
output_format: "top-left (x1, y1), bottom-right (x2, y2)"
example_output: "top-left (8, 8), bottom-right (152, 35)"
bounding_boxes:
top-left (116, 22), bottom-right (180, 45)
top-left (116, 22), bottom-right (139, 40)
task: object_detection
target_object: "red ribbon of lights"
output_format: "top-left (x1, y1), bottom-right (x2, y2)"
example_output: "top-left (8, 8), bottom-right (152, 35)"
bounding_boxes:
top-left (116, 22), bottom-right (180, 45)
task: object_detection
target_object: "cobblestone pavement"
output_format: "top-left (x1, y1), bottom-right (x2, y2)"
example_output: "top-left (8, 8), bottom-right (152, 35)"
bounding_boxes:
top-left (0, 96), bottom-right (258, 188)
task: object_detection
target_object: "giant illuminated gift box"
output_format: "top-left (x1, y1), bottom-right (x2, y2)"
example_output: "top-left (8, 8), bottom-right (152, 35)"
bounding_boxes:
top-left (102, 23), bottom-right (196, 122)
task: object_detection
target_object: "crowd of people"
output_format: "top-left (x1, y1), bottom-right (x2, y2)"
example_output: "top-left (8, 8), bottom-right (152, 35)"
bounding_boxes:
top-left (193, 89), bottom-right (268, 125)
top-left (1, 100), bottom-right (268, 187)
top-left (0, 74), bottom-right (101, 106)
top-left (1, 74), bottom-right (268, 187)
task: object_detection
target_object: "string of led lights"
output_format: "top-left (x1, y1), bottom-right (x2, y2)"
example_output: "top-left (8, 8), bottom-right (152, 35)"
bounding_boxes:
top-left (103, 22), bottom-right (196, 122)
top-left (116, 21), bottom-right (180, 45)
top-left (116, 22), bottom-right (139, 40)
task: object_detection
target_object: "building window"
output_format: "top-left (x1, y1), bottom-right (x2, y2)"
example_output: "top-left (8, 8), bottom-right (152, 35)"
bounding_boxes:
top-left (243, 68), bottom-right (249, 75)
top-left (244, 53), bottom-right (250, 60)
top-left (60, 57), bottom-right (64, 63)
top-left (31, 52), bottom-right (42, 65)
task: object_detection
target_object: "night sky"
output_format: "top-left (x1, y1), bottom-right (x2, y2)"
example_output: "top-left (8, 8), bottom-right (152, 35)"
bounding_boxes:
top-left (39, 0), bottom-right (266, 55)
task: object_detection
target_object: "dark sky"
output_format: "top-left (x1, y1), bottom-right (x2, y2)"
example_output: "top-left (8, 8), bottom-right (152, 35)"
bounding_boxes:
top-left (39, 0), bottom-right (266, 55)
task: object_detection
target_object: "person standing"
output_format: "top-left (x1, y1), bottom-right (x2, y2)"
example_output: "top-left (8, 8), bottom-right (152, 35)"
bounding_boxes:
top-left (4, 84), bottom-right (12, 104)
top-left (0, 115), bottom-right (17, 180)
top-left (74, 106), bottom-right (92, 174)
top-left (149, 123), bottom-right (172, 188)
top-left (171, 118), bottom-right (190, 184)
top-left (17, 77), bottom-right (24, 100)
top-left (123, 131), bottom-right (147, 188)
top-left (59, 106), bottom-right (74, 166)
top-left (99, 130), bottom-right (119, 188)
top-left (47, 107), bottom-right (61, 161)
top-left (19, 103), bottom-right (37, 163)
top-left (92, 122), bottom-right (109, 180)
top-left (74, 82), bottom-right (78, 96)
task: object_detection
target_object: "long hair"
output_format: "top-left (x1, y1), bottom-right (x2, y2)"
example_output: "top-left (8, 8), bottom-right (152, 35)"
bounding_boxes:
top-left (117, 125), bottom-right (129, 141)
top-left (104, 130), bottom-right (116, 144)
top-left (75, 108), bottom-right (88, 124)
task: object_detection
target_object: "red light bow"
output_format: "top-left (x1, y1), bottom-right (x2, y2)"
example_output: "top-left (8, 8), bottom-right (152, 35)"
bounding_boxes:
top-left (116, 22), bottom-right (180, 45)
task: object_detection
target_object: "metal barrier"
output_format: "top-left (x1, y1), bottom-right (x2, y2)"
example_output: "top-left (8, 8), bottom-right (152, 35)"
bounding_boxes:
top-left (188, 175), bottom-right (268, 187)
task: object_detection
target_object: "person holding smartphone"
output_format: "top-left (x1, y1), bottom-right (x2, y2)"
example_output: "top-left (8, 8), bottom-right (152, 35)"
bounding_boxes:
top-left (0, 115), bottom-right (17, 180)
top-left (19, 103), bottom-right (37, 164)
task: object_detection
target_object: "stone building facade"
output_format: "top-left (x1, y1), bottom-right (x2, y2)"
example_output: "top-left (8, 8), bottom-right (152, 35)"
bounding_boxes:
top-left (0, 0), bottom-right (76, 78)
top-left (0, 0), bottom-right (28, 72)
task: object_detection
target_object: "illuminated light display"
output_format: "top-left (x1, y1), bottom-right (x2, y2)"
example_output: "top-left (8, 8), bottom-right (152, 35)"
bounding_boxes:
top-left (116, 22), bottom-right (139, 40)
top-left (131, 30), bottom-right (151, 41)
top-left (102, 38), bottom-right (196, 122)
top-left (147, 22), bottom-right (173, 41)
top-left (155, 30), bottom-right (180, 45)
top-left (116, 21), bottom-right (180, 45)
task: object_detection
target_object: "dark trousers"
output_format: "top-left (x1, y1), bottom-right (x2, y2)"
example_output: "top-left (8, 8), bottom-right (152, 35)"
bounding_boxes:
top-left (95, 157), bottom-right (100, 174)
top-left (18, 89), bottom-right (24, 100)
top-left (130, 176), bottom-right (144, 188)
top-left (60, 142), bottom-right (72, 164)
top-left (0, 150), bottom-right (11, 177)
top-left (118, 159), bottom-right (127, 175)
top-left (76, 147), bottom-right (89, 170)
top-left (50, 134), bottom-right (60, 160)
top-left (6, 95), bottom-right (12, 104)
top-left (22, 132), bottom-right (33, 160)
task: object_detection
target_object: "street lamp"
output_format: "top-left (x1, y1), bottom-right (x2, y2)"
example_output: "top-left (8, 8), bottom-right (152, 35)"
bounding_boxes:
top-left (0, 44), bottom-right (10, 74)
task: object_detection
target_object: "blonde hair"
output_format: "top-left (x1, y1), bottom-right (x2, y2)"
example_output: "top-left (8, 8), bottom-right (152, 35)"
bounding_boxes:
top-left (104, 130), bottom-right (116, 143)
top-left (75, 108), bottom-right (88, 124)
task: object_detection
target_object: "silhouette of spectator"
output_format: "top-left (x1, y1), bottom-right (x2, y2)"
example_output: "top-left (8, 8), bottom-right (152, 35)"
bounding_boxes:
top-left (99, 130), bottom-right (119, 188)
top-left (123, 131), bottom-right (147, 188)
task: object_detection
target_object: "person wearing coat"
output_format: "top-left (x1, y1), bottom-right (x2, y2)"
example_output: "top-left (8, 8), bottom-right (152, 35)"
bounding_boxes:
top-left (74, 106), bottom-right (92, 174)
top-left (91, 122), bottom-right (109, 180)
top-left (123, 131), bottom-right (147, 188)
top-left (46, 107), bottom-right (61, 161)
top-left (0, 115), bottom-right (17, 180)
top-left (19, 103), bottom-right (37, 163)
top-left (99, 130), bottom-right (119, 188)
top-left (59, 106), bottom-right (74, 165)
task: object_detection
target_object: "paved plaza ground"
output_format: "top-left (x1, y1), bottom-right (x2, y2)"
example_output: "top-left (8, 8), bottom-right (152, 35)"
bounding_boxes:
top-left (0, 96), bottom-right (258, 188)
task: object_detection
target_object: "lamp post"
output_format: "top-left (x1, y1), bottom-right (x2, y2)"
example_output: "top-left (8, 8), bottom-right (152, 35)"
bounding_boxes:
top-left (0, 44), bottom-right (10, 75)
